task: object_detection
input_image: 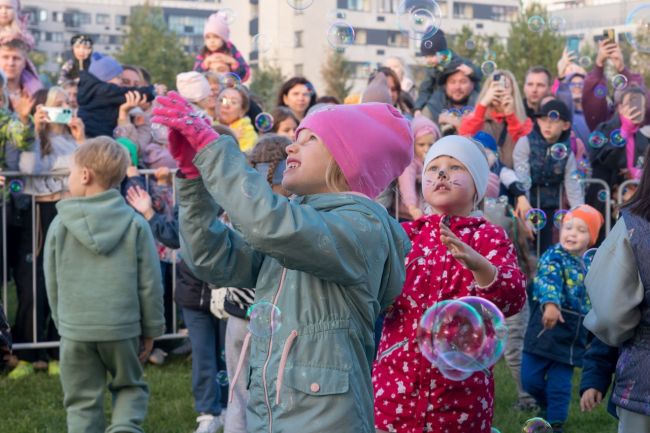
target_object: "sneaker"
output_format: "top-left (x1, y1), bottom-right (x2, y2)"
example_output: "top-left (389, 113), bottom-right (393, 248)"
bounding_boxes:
top-left (551, 422), bottom-right (564, 433)
top-left (8, 360), bottom-right (33, 380)
top-left (194, 414), bottom-right (223, 433)
top-left (148, 348), bottom-right (167, 365)
top-left (48, 360), bottom-right (60, 376)
top-left (513, 398), bottom-right (540, 412)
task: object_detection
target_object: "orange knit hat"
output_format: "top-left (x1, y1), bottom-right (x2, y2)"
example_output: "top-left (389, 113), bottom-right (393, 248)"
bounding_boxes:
top-left (563, 204), bottom-right (604, 246)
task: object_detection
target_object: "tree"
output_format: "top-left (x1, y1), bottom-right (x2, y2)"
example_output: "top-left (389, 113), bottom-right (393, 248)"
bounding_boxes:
top-left (117, 1), bottom-right (193, 89)
top-left (448, 25), bottom-right (507, 75)
top-left (249, 63), bottom-right (285, 111)
top-left (500, 3), bottom-right (565, 85)
top-left (622, 27), bottom-right (650, 88)
top-left (320, 49), bottom-right (353, 102)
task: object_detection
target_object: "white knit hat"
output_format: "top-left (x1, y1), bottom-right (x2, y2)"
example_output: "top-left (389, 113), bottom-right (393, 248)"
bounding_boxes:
top-left (423, 135), bottom-right (490, 202)
top-left (176, 71), bottom-right (211, 103)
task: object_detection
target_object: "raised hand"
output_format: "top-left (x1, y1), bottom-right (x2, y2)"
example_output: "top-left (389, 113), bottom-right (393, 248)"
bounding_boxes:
top-left (126, 185), bottom-right (155, 220)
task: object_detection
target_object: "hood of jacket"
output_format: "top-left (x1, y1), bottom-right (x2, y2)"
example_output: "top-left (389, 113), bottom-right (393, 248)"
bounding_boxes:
top-left (294, 192), bottom-right (411, 309)
top-left (55, 189), bottom-right (135, 256)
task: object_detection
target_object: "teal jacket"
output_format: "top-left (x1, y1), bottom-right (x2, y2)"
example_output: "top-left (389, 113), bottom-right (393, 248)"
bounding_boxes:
top-left (178, 136), bottom-right (411, 433)
top-left (44, 189), bottom-right (165, 342)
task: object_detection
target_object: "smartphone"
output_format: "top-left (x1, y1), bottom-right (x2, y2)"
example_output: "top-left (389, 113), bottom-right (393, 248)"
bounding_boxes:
top-left (42, 107), bottom-right (72, 124)
top-left (628, 93), bottom-right (645, 117)
top-left (566, 36), bottom-right (580, 57)
top-left (493, 73), bottom-right (505, 88)
top-left (603, 28), bottom-right (616, 43)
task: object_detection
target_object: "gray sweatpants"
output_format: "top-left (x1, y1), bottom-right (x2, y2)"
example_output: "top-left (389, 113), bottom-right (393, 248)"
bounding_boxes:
top-left (224, 316), bottom-right (249, 433)
top-left (504, 301), bottom-right (535, 402)
top-left (618, 407), bottom-right (650, 433)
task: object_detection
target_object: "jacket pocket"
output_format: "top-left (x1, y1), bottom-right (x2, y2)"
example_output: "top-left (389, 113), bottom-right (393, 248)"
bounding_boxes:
top-left (283, 365), bottom-right (349, 396)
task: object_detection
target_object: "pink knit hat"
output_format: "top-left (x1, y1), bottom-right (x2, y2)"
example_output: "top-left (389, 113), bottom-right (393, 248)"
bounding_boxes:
top-left (176, 71), bottom-right (211, 103)
top-left (411, 115), bottom-right (440, 140)
top-left (295, 103), bottom-right (414, 198)
top-left (204, 12), bottom-right (230, 41)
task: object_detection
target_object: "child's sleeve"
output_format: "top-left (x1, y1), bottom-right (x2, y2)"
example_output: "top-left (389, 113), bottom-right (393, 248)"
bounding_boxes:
top-left (531, 248), bottom-right (564, 307)
top-left (178, 175), bottom-right (265, 288)
top-left (189, 136), bottom-right (390, 287)
top-left (584, 218), bottom-right (644, 347)
top-left (512, 136), bottom-right (531, 185)
top-left (414, 71), bottom-right (435, 111)
top-left (43, 219), bottom-right (59, 329)
top-left (505, 113), bottom-right (533, 142)
top-left (397, 162), bottom-right (419, 209)
top-left (470, 223), bottom-right (527, 316)
top-left (148, 207), bottom-right (180, 250)
top-left (227, 42), bottom-right (251, 83)
top-left (193, 54), bottom-right (205, 72)
top-left (563, 152), bottom-right (584, 208)
top-left (458, 103), bottom-right (488, 136)
top-left (136, 217), bottom-right (165, 339)
top-left (579, 337), bottom-right (618, 397)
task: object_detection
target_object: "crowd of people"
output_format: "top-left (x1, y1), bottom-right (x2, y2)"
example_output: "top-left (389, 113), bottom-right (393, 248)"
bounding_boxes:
top-left (0, 2), bottom-right (649, 433)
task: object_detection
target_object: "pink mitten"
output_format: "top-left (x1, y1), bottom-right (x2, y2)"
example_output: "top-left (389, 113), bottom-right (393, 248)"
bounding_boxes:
top-left (167, 129), bottom-right (200, 179)
top-left (152, 91), bottom-right (219, 152)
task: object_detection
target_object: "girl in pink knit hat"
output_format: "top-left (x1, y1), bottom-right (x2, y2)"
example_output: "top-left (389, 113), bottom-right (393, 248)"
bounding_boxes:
top-left (193, 11), bottom-right (250, 83)
top-left (152, 94), bottom-right (413, 433)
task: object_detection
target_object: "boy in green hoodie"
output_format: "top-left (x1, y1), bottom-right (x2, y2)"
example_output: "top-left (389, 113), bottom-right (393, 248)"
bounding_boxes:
top-left (44, 136), bottom-right (165, 433)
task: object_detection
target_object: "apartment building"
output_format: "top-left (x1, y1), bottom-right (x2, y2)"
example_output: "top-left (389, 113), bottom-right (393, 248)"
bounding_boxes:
top-left (23, 0), bottom-right (519, 93)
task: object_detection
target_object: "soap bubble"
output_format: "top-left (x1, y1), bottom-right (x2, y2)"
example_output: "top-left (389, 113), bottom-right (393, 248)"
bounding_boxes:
top-left (8, 179), bottom-right (23, 194)
top-left (491, 428), bottom-right (502, 433)
top-left (417, 299), bottom-right (456, 364)
top-left (527, 16), bottom-right (545, 32)
top-left (437, 49), bottom-right (453, 67)
top-left (588, 131), bottom-right (608, 149)
top-left (610, 129), bottom-right (626, 148)
top-left (286, 0), bottom-right (314, 10)
top-left (327, 21), bottom-right (355, 50)
top-left (612, 74), bottom-right (628, 90)
top-left (583, 248), bottom-right (598, 267)
top-left (547, 110), bottom-right (560, 121)
top-left (553, 209), bottom-right (569, 229)
top-left (216, 370), bottom-right (229, 386)
top-left (458, 296), bottom-right (508, 370)
top-left (252, 34), bottom-right (272, 53)
top-left (550, 143), bottom-right (568, 161)
top-left (247, 301), bottom-right (282, 337)
top-left (597, 189), bottom-right (608, 202)
top-left (483, 49), bottom-right (497, 62)
top-left (220, 72), bottom-right (241, 89)
top-left (397, 0), bottom-right (442, 40)
top-left (254, 112), bottom-right (274, 133)
top-left (436, 357), bottom-right (474, 381)
top-left (625, 4), bottom-right (650, 53)
top-left (465, 39), bottom-right (476, 50)
top-left (481, 60), bottom-right (497, 75)
top-left (526, 209), bottom-right (547, 231)
top-left (570, 170), bottom-right (585, 181)
top-left (461, 106), bottom-right (474, 116)
top-left (518, 175), bottom-right (532, 191)
top-left (218, 8), bottom-right (237, 25)
top-left (594, 84), bottom-right (607, 99)
top-left (326, 9), bottom-right (347, 21)
top-left (523, 417), bottom-right (553, 433)
top-left (578, 56), bottom-right (592, 68)
top-left (548, 16), bottom-right (566, 32)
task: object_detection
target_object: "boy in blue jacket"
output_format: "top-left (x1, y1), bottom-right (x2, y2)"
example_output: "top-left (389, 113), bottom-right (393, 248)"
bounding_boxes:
top-left (44, 137), bottom-right (164, 433)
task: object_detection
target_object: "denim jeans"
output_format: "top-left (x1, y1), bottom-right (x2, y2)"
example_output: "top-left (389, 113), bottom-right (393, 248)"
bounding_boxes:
top-left (521, 352), bottom-right (574, 423)
top-left (183, 307), bottom-right (227, 416)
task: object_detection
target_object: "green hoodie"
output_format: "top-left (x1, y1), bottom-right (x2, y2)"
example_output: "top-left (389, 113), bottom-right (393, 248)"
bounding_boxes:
top-left (44, 189), bottom-right (164, 342)
top-left (178, 136), bottom-right (410, 433)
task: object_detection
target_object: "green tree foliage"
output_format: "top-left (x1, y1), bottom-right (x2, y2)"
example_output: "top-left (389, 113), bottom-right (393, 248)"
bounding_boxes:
top-left (249, 63), bottom-right (285, 111)
top-left (320, 49), bottom-right (353, 102)
top-left (117, 2), bottom-right (193, 89)
top-left (621, 27), bottom-right (650, 88)
top-left (448, 25), bottom-right (507, 74)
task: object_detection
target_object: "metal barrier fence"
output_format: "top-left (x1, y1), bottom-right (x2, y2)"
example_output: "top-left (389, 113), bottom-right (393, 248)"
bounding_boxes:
top-left (1, 169), bottom-right (185, 351)
top-left (2, 170), bottom-right (638, 351)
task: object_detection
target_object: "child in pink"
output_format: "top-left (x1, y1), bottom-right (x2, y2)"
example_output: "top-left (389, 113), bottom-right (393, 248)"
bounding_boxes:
top-left (373, 135), bottom-right (527, 433)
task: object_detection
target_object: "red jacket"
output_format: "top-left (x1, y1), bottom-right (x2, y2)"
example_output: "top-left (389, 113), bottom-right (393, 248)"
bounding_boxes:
top-left (373, 214), bottom-right (526, 433)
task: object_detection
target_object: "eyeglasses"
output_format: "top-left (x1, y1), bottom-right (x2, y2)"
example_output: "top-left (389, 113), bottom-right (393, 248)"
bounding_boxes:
top-left (568, 82), bottom-right (584, 89)
top-left (220, 97), bottom-right (241, 107)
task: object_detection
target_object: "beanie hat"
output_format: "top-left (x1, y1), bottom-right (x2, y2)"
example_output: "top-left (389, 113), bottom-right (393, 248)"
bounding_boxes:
top-left (411, 115), bottom-right (440, 140)
top-left (176, 71), bottom-right (211, 103)
top-left (420, 30), bottom-right (447, 56)
top-left (563, 204), bottom-right (604, 246)
top-left (116, 137), bottom-right (138, 166)
top-left (295, 103), bottom-right (414, 198)
top-left (423, 135), bottom-right (490, 202)
top-left (361, 73), bottom-right (391, 104)
top-left (204, 12), bottom-right (230, 41)
top-left (88, 54), bottom-right (123, 82)
top-left (473, 131), bottom-right (497, 154)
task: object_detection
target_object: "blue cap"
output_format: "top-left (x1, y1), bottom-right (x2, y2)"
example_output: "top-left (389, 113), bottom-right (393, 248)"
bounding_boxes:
top-left (88, 53), bottom-right (123, 82)
top-left (473, 131), bottom-right (497, 154)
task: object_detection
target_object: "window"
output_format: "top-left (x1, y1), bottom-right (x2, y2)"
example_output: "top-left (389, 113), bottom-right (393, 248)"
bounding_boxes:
top-left (294, 64), bottom-right (303, 76)
top-left (168, 15), bottom-right (207, 36)
top-left (294, 31), bottom-right (303, 48)
top-left (453, 3), bottom-right (473, 19)
top-left (96, 13), bottom-right (110, 25)
top-left (351, 62), bottom-right (372, 78)
top-left (355, 29), bottom-right (367, 45)
top-left (378, 0), bottom-right (399, 13)
top-left (109, 35), bottom-right (121, 44)
top-left (80, 13), bottom-right (91, 25)
top-left (115, 15), bottom-right (128, 26)
top-left (52, 11), bottom-right (62, 22)
top-left (387, 31), bottom-right (408, 47)
top-left (337, 0), bottom-right (371, 11)
top-left (39, 10), bottom-right (47, 22)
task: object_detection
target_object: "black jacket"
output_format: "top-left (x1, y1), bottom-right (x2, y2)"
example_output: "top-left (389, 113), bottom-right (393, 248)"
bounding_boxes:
top-left (77, 71), bottom-right (155, 138)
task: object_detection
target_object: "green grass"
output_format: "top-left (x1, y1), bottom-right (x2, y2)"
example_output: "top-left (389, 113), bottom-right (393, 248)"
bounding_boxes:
top-left (0, 357), bottom-right (617, 433)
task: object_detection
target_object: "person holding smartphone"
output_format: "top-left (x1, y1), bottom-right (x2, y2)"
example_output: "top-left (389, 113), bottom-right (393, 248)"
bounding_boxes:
top-left (582, 36), bottom-right (650, 131)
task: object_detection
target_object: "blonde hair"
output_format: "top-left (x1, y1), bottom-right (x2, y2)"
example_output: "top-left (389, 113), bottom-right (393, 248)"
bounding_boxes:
top-left (75, 136), bottom-right (129, 188)
top-left (477, 69), bottom-right (528, 124)
top-left (325, 159), bottom-right (350, 193)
